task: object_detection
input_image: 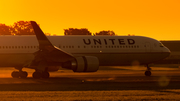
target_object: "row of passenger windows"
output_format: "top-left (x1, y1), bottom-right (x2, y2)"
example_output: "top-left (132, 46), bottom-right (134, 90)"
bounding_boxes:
top-left (0, 46), bottom-right (39, 49)
top-left (61, 46), bottom-right (74, 48)
top-left (107, 45), bottom-right (139, 48)
top-left (59, 45), bottom-right (140, 49)
top-left (0, 45), bottom-right (140, 49)
top-left (92, 45), bottom-right (139, 48)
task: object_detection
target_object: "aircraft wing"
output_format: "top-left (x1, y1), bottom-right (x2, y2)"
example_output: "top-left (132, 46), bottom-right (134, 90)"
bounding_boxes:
top-left (30, 21), bottom-right (75, 63)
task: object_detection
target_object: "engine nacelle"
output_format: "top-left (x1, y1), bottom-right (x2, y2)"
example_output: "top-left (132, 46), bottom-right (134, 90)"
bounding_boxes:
top-left (62, 56), bottom-right (99, 72)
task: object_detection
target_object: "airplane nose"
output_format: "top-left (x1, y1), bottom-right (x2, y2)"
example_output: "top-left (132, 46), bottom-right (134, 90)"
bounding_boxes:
top-left (164, 47), bottom-right (171, 57)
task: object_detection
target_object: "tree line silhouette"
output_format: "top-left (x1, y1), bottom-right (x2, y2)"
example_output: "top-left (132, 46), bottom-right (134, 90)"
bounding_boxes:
top-left (0, 21), bottom-right (34, 35)
top-left (0, 21), bottom-right (115, 36)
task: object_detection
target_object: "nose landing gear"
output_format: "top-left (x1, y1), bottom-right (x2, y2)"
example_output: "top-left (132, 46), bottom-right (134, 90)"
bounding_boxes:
top-left (145, 65), bottom-right (151, 76)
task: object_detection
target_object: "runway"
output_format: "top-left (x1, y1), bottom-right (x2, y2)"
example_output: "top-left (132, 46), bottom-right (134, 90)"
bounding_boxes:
top-left (0, 67), bottom-right (180, 100)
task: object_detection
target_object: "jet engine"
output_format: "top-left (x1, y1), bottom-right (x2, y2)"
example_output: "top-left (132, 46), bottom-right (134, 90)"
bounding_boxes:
top-left (62, 56), bottom-right (99, 72)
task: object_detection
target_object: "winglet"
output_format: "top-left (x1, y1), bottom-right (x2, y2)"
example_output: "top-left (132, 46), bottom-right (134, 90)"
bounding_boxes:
top-left (30, 21), bottom-right (54, 51)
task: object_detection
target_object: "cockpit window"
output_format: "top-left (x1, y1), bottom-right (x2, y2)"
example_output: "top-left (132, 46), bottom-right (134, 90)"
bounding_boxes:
top-left (159, 43), bottom-right (164, 47)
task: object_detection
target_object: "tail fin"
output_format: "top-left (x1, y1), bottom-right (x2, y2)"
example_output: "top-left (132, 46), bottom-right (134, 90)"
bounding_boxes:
top-left (30, 21), bottom-right (54, 51)
top-left (30, 21), bottom-right (74, 62)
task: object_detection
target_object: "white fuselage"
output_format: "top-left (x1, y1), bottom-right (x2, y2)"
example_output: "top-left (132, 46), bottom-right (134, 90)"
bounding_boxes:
top-left (0, 35), bottom-right (170, 67)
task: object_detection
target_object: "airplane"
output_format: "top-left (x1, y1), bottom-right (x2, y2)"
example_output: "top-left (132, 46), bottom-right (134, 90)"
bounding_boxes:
top-left (0, 21), bottom-right (170, 78)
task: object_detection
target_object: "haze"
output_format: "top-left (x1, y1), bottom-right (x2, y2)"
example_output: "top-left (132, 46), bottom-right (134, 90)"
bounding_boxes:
top-left (0, 0), bottom-right (179, 40)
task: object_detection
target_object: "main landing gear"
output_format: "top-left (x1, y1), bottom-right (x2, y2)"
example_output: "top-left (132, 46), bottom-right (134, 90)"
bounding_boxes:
top-left (32, 71), bottom-right (50, 79)
top-left (11, 71), bottom-right (28, 78)
top-left (31, 60), bottom-right (50, 79)
top-left (11, 67), bottom-right (28, 78)
top-left (11, 71), bottom-right (50, 79)
top-left (144, 65), bottom-right (151, 76)
top-left (11, 66), bottom-right (50, 79)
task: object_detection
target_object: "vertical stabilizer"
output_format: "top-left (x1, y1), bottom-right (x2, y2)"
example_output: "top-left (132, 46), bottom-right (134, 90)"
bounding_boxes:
top-left (30, 21), bottom-right (54, 51)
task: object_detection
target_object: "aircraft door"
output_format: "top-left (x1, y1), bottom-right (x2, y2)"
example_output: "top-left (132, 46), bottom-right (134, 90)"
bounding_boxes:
top-left (145, 43), bottom-right (151, 52)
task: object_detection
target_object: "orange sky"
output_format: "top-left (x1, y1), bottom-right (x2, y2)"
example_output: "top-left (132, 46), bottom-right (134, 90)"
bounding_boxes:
top-left (0, 0), bottom-right (179, 40)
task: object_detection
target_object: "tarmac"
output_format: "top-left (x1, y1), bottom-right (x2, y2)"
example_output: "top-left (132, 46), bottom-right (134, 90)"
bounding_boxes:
top-left (0, 66), bottom-right (179, 100)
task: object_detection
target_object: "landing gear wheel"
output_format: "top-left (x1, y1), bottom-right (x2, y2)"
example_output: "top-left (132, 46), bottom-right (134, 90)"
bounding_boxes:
top-left (11, 71), bottom-right (20, 78)
top-left (42, 72), bottom-right (50, 78)
top-left (33, 72), bottom-right (42, 79)
top-left (20, 71), bottom-right (28, 78)
top-left (145, 71), bottom-right (151, 76)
